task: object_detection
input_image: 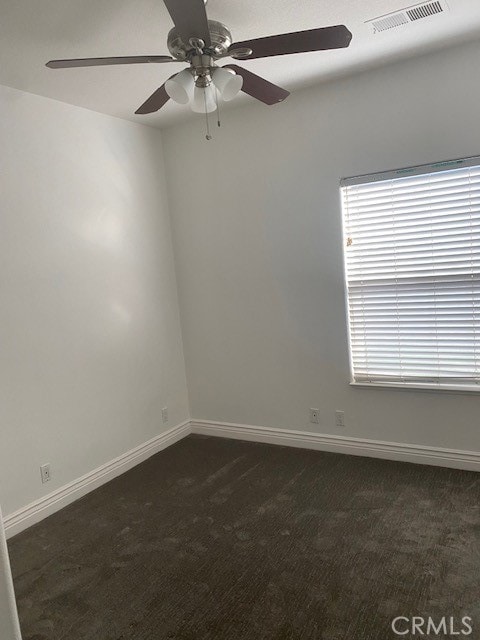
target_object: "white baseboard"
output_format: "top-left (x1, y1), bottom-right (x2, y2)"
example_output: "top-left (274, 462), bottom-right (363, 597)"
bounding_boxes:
top-left (5, 418), bottom-right (480, 538)
top-left (191, 420), bottom-right (480, 473)
top-left (4, 421), bottom-right (191, 539)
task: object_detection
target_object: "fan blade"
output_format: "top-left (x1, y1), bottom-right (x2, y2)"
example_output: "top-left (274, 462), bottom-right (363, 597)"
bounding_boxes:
top-left (135, 75), bottom-right (178, 114)
top-left (223, 64), bottom-right (289, 106)
top-left (230, 25), bottom-right (352, 60)
top-left (163, 0), bottom-right (211, 47)
top-left (46, 56), bottom-right (175, 69)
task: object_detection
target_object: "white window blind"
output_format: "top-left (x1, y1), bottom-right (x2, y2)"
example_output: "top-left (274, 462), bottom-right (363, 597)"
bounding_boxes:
top-left (341, 157), bottom-right (480, 389)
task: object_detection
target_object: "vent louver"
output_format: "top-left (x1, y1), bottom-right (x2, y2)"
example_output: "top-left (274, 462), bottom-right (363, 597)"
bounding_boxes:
top-left (368, 1), bottom-right (447, 33)
top-left (407, 0), bottom-right (443, 20)
top-left (372, 13), bottom-right (409, 32)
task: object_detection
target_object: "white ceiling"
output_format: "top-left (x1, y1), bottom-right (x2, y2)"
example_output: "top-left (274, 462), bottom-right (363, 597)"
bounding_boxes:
top-left (1, 0), bottom-right (480, 128)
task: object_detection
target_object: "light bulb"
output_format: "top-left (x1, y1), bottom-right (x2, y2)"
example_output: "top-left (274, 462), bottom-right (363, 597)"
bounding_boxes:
top-left (212, 67), bottom-right (243, 101)
top-left (191, 84), bottom-right (217, 113)
top-left (165, 69), bottom-right (194, 104)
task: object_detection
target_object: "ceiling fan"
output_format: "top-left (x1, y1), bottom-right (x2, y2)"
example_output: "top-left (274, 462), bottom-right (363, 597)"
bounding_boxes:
top-left (46, 0), bottom-right (352, 129)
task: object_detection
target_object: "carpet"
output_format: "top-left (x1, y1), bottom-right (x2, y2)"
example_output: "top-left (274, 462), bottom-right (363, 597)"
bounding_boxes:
top-left (8, 434), bottom-right (480, 639)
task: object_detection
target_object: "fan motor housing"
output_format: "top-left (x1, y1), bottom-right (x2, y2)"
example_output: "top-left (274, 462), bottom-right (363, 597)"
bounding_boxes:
top-left (167, 20), bottom-right (233, 59)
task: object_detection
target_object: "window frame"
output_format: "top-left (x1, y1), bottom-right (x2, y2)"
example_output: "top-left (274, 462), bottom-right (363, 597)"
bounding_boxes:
top-left (340, 155), bottom-right (480, 394)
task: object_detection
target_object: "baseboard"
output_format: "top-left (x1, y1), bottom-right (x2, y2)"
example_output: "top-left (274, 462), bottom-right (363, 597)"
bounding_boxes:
top-left (191, 420), bottom-right (480, 472)
top-left (4, 421), bottom-right (191, 539)
top-left (6, 418), bottom-right (480, 538)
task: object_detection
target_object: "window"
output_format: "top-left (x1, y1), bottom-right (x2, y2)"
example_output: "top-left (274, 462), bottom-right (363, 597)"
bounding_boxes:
top-left (341, 157), bottom-right (480, 391)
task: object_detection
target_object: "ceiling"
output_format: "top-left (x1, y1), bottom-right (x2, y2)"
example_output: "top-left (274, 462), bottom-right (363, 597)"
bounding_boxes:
top-left (1, 0), bottom-right (480, 128)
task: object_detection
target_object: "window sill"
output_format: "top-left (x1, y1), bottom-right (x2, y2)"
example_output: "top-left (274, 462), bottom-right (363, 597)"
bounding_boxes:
top-left (350, 381), bottom-right (480, 395)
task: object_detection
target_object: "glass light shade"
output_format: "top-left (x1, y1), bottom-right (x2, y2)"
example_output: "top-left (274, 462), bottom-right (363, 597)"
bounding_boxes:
top-left (165, 69), bottom-right (194, 105)
top-left (191, 84), bottom-right (217, 113)
top-left (212, 67), bottom-right (243, 101)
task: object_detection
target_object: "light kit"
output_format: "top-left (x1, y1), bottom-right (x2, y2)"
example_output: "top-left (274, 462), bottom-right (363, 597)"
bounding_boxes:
top-left (165, 65), bottom-right (243, 114)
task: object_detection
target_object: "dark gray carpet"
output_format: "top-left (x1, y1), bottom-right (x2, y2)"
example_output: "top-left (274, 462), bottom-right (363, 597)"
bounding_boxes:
top-left (8, 435), bottom-right (480, 640)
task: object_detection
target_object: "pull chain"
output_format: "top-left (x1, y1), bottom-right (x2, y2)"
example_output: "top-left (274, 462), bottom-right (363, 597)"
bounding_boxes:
top-left (215, 88), bottom-right (221, 128)
top-left (204, 89), bottom-right (212, 141)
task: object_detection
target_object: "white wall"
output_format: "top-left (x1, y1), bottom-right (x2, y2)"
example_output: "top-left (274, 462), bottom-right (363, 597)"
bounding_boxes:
top-left (163, 38), bottom-right (480, 452)
top-left (0, 84), bottom-right (189, 517)
top-left (0, 510), bottom-right (21, 640)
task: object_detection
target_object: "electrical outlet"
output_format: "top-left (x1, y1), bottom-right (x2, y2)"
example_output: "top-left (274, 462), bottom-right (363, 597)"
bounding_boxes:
top-left (40, 463), bottom-right (51, 484)
top-left (335, 410), bottom-right (345, 428)
top-left (309, 408), bottom-right (320, 424)
top-left (161, 407), bottom-right (168, 424)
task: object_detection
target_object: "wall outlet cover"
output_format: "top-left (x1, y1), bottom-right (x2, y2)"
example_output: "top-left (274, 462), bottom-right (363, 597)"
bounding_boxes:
top-left (335, 411), bottom-right (345, 428)
top-left (40, 463), bottom-right (51, 483)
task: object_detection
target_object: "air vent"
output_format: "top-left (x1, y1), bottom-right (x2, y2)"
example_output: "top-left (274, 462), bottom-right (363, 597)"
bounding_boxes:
top-left (407, 0), bottom-right (443, 20)
top-left (371, 13), bottom-right (409, 32)
top-left (368, 1), bottom-right (447, 33)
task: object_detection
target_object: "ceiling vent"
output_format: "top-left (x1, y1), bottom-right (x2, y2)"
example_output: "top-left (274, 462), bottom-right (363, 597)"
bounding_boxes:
top-left (368, 1), bottom-right (447, 33)
top-left (407, 0), bottom-right (444, 20)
